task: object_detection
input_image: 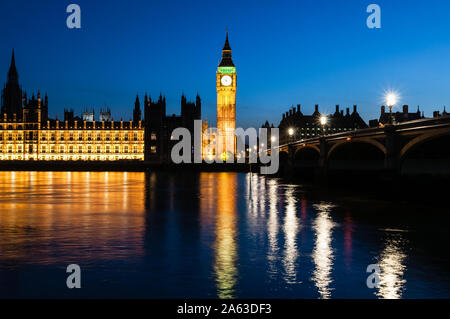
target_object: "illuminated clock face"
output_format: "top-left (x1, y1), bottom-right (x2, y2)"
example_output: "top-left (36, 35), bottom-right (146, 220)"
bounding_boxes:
top-left (221, 75), bottom-right (232, 86)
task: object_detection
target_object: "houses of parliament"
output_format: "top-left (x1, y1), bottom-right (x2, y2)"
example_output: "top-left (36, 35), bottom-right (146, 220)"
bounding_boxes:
top-left (0, 32), bottom-right (237, 163)
top-left (0, 49), bottom-right (203, 162)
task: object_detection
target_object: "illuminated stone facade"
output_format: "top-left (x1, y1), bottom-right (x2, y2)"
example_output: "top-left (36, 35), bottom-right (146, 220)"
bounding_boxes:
top-left (0, 119), bottom-right (144, 161)
top-left (216, 32), bottom-right (237, 157)
top-left (0, 51), bottom-right (203, 163)
top-left (0, 51), bottom-right (144, 161)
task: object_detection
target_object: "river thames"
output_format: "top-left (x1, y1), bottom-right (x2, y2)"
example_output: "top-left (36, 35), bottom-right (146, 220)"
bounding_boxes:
top-left (0, 171), bottom-right (449, 299)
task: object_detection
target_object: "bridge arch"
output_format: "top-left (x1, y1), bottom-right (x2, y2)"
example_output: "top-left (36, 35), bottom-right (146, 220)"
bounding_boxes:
top-left (327, 139), bottom-right (385, 171)
top-left (294, 145), bottom-right (320, 160)
top-left (279, 146), bottom-right (289, 153)
top-left (400, 128), bottom-right (450, 160)
top-left (292, 146), bottom-right (320, 171)
top-left (400, 129), bottom-right (450, 175)
top-left (327, 138), bottom-right (386, 160)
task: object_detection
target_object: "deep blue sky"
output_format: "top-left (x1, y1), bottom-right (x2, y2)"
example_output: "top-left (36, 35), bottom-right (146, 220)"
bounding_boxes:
top-left (1, 0), bottom-right (450, 128)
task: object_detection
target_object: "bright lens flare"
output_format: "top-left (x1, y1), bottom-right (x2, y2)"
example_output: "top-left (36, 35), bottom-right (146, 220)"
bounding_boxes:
top-left (385, 92), bottom-right (398, 107)
top-left (320, 116), bottom-right (327, 126)
top-left (288, 128), bottom-right (294, 136)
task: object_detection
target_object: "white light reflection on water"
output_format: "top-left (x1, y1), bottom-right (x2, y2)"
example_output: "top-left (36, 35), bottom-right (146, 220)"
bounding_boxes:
top-left (312, 202), bottom-right (336, 299)
top-left (282, 185), bottom-right (300, 284)
top-left (376, 231), bottom-right (408, 299)
top-left (267, 179), bottom-right (279, 277)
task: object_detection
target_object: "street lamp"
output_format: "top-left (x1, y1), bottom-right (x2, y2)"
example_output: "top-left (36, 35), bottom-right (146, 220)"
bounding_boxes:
top-left (385, 91), bottom-right (398, 124)
top-left (288, 128), bottom-right (294, 136)
top-left (320, 116), bottom-right (327, 136)
top-left (269, 136), bottom-right (277, 151)
top-left (288, 128), bottom-right (294, 143)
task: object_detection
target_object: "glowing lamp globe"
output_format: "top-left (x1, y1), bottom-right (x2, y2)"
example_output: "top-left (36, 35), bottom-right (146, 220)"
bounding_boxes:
top-left (386, 92), bottom-right (398, 107)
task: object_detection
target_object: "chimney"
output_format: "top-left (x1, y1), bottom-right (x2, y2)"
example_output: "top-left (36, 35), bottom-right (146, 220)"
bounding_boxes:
top-left (282, 114), bottom-right (285, 120)
top-left (346, 108), bottom-right (350, 115)
top-left (315, 104), bottom-right (319, 112)
top-left (353, 105), bottom-right (357, 113)
top-left (403, 105), bottom-right (408, 114)
top-left (336, 105), bottom-right (339, 113)
top-left (297, 104), bottom-right (301, 113)
top-left (381, 105), bottom-right (385, 114)
top-left (285, 111), bottom-right (289, 118)
top-left (340, 110), bottom-right (344, 116)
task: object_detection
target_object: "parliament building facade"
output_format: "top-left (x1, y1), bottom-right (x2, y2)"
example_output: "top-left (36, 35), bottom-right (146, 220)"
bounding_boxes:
top-left (0, 50), bottom-right (205, 162)
top-left (1, 29), bottom-right (243, 162)
top-left (0, 51), bottom-right (145, 161)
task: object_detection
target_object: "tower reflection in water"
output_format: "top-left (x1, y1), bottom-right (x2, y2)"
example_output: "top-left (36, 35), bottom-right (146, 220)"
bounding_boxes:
top-left (312, 203), bottom-right (336, 299)
top-left (200, 172), bottom-right (238, 299)
top-left (376, 232), bottom-right (408, 299)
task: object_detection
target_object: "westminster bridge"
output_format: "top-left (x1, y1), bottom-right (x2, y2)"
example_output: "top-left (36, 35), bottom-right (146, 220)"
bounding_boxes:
top-left (276, 115), bottom-right (450, 176)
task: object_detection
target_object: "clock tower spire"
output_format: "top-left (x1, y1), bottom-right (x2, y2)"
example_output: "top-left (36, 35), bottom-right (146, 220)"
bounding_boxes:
top-left (219, 31), bottom-right (234, 67)
top-left (216, 31), bottom-right (237, 159)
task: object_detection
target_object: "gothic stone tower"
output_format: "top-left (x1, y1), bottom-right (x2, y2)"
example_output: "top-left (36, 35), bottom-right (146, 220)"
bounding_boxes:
top-left (216, 31), bottom-right (236, 158)
top-left (1, 50), bottom-right (23, 120)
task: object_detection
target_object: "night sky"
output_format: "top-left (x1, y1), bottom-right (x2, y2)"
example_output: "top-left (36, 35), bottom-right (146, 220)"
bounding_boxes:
top-left (1, 0), bottom-right (450, 128)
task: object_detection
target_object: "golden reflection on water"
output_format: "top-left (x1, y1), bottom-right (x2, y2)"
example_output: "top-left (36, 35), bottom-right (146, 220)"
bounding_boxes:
top-left (202, 173), bottom-right (238, 299)
top-left (312, 203), bottom-right (336, 299)
top-left (199, 173), bottom-right (216, 241)
top-left (376, 232), bottom-right (408, 299)
top-left (0, 171), bottom-right (146, 265)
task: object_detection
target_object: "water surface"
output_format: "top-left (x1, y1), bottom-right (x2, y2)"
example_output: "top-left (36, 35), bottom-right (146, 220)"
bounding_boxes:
top-left (0, 171), bottom-right (449, 298)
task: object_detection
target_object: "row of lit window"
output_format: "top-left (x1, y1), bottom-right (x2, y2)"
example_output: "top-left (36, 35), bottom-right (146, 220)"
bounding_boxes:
top-left (287, 127), bottom-right (356, 137)
top-left (0, 131), bottom-right (144, 142)
top-left (0, 155), bottom-right (145, 161)
top-left (2, 145), bottom-right (143, 154)
top-left (0, 124), bottom-right (142, 130)
top-left (300, 127), bottom-right (348, 131)
top-left (0, 133), bottom-right (23, 141)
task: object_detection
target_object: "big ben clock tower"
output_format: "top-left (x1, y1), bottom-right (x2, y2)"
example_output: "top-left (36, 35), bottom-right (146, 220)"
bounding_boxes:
top-left (216, 31), bottom-right (236, 158)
